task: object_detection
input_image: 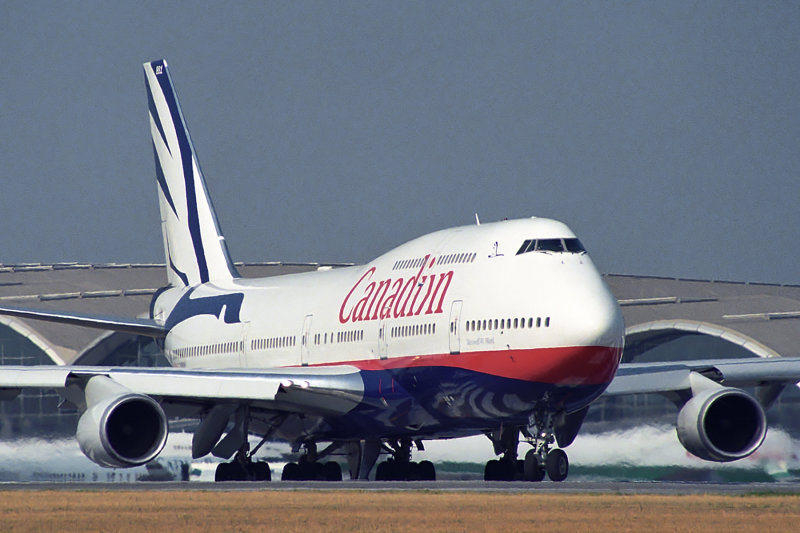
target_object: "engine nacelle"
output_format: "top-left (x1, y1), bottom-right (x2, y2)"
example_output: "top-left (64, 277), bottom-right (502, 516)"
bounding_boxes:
top-left (676, 386), bottom-right (766, 462)
top-left (76, 376), bottom-right (168, 468)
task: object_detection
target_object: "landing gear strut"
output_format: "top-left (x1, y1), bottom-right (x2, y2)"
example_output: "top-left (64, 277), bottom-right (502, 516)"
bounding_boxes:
top-left (374, 438), bottom-right (436, 481)
top-left (483, 425), bottom-right (523, 481)
top-left (213, 407), bottom-right (272, 482)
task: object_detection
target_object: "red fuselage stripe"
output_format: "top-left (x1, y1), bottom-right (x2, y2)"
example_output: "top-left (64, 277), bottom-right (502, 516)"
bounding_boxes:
top-left (309, 345), bottom-right (622, 386)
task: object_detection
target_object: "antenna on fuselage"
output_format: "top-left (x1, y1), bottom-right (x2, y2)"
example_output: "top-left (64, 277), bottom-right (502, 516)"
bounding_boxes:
top-left (474, 213), bottom-right (481, 225)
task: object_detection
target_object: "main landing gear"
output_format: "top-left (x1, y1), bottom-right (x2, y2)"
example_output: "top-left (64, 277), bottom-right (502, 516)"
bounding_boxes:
top-left (215, 454), bottom-right (271, 481)
top-left (215, 447), bottom-right (272, 482)
top-left (281, 442), bottom-right (343, 481)
top-left (484, 413), bottom-right (569, 482)
top-left (374, 438), bottom-right (436, 481)
top-left (213, 407), bottom-right (272, 482)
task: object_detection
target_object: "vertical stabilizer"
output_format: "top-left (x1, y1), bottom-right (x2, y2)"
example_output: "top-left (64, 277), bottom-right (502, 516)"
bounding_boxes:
top-left (143, 60), bottom-right (238, 287)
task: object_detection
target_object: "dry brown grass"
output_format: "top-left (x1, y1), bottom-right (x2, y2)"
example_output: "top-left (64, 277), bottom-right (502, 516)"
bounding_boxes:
top-left (0, 490), bottom-right (798, 533)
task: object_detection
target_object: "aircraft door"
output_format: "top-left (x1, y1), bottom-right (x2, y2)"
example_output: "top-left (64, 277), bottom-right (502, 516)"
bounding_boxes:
top-left (301, 314), bottom-right (313, 366)
top-left (378, 320), bottom-right (388, 360)
top-left (240, 321), bottom-right (250, 368)
top-left (449, 300), bottom-right (463, 354)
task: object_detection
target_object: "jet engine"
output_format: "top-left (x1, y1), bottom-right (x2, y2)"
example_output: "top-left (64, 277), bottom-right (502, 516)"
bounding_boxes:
top-left (676, 386), bottom-right (766, 462)
top-left (75, 376), bottom-right (168, 468)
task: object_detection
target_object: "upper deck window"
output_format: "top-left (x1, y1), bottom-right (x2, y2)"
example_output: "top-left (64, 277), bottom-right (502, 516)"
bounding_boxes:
top-left (516, 238), bottom-right (586, 255)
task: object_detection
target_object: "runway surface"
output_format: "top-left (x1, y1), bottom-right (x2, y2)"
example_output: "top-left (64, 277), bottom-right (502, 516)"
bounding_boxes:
top-left (2, 480), bottom-right (800, 494)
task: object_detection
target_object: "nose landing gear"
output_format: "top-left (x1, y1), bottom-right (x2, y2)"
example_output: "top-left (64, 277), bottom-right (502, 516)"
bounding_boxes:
top-left (484, 412), bottom-right (570, 482)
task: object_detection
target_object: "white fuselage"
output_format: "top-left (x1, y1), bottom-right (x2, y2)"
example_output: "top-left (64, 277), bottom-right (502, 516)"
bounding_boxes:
top-left (156, 217), bottom-right (624, 387)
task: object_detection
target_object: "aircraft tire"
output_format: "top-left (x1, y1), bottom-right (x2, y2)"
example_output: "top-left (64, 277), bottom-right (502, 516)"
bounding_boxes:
top-left (215, 461), bottom-right (246, 482)
top-left (214, 462), bottom-right (229, 482)
top-left (545, 449), bottom-right (569, 482)
top-left (407, 461), bottom-right (422, 480)
top-left (500, 460), bottom-right (516, 481)
top-left (323, 461), bottom-right (342, 481)
top-left (418, 460), bottom-right (436, 481)
top-left (249, 461), bottom-right (271, 481)
top-left (375, 461), bottom-right (387, 481)
top-left (376, 460), bottom-right (396, 481)
top-left (281, 462), bottom-right (299, 481)
top-left (523, 450), bottom-right (545, 482)
top-left (483, 459), bottom-right (500, 481)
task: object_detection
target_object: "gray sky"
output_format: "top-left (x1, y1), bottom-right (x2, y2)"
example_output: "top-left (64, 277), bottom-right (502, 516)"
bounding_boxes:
top-left (2, 2), bottom-right (798, 283)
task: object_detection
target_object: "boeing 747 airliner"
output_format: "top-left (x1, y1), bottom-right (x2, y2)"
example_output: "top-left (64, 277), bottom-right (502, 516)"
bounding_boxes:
top-left (0, 60), bottom-right (798, 482)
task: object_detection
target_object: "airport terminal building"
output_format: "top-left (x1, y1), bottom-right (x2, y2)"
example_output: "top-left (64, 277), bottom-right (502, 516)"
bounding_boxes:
top-left (1, 262), bottom-right (799, 438)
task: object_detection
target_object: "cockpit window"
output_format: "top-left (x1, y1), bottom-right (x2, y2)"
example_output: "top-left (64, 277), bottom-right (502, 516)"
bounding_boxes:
top-left (564, 238), bottom-right (586, 254)
top-left (535, 239), bottom-right (565, 252)
top-left (516, 240), bottom-right (533, 255)
top-left (516, 238), bottom-right (587, 255)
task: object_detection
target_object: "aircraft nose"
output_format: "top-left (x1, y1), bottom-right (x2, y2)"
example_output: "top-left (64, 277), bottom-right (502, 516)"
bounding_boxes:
top-left (564, 274), bottom-right (625, 352)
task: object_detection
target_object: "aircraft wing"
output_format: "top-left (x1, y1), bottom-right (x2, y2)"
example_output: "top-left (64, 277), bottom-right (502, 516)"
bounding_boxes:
top-left (605, 356), bottom-right (800, 396)
top-left (0, 304), bottom-right (167, 337)
top-left (0, 365), bottom-right (365, 416)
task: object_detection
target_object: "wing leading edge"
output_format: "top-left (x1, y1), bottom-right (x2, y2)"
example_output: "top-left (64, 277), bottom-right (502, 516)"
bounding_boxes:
top-left (0, 304), bottom-right (167, 337)
top-left (605, 356), bottom-right (800, 396)
top-left (0, 365), bottom-right (365, 416)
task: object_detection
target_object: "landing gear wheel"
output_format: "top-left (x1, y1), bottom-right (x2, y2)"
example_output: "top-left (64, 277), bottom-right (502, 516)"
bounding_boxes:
top-left (282, 462), bottom-right (300, 481)
top-left (215, 462), bottom-right (231, 482)
top-left (215, 461), bottom-right (246, 482)
top-left (375, 460), bottom-right (393, 481)
top-left (545, 448), bottom-right (568, 482)
top-left (407, 461), bottom-right (422, 480)
top-left (323, 461), bottom-right (342, 481)
top-left (523, 449), bottom-right (545, 482)
top-left (484, 459), bottom-right (500, 481)
top-left (418, 460), bottom-right (436, 481)
top-left (249, 461), bottom-right (271, 481)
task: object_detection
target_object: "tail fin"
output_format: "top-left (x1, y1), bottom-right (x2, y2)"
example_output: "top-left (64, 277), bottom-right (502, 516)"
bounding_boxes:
top-left (143, 59), bottom-right (238, 287)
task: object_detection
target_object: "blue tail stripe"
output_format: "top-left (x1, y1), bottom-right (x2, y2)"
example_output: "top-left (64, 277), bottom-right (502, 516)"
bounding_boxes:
top-left (144, 76), bottom-right (171, 157)
top-left (166, 240), bottom-right (190, 286)
top-left (151, 145), bottom-right (178, 217)
top-left (153, 62), bottom-right (210, 283)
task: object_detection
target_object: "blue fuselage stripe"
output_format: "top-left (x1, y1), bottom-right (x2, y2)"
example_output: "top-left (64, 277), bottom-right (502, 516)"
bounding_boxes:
top-left (302, 365), bottom-right (608, 441)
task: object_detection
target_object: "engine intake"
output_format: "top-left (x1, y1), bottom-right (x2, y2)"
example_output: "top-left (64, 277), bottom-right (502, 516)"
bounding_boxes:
top-left (76, 376), bottom-right (168, 468)
top-left (676, 386), bottom-right (766, 462)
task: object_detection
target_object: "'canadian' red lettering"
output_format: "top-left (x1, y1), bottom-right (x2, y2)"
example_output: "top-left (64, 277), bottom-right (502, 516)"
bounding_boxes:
top-left (338, 255), bottom-right (454, 324)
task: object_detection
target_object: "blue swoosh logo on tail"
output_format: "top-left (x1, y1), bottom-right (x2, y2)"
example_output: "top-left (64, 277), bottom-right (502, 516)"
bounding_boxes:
top-left (165, 288), bottom-right (245, 329)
